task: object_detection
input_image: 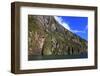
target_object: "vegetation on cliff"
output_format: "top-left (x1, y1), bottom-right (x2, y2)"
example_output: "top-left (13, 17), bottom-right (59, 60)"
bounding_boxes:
top-left (28, 15), bottom-right (88, 60)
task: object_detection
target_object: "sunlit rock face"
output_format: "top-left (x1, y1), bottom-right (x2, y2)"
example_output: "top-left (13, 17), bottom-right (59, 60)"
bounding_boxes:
top-left (28, 15), bottom-right (87, 56)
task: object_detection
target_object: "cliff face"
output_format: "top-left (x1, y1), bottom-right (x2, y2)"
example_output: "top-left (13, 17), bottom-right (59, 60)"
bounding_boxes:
top-left (28, 15), bottom-right (87, 56)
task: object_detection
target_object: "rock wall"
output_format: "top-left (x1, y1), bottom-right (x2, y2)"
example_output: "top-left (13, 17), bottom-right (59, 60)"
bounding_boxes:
top-left (28, 15), bottom-right (88, 56)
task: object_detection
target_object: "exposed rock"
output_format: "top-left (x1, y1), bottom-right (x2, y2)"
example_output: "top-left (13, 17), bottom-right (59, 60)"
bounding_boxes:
top-left (28, 15), bottom-right (88, 57)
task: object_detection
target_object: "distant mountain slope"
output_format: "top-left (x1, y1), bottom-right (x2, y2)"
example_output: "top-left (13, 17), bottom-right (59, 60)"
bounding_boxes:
top-left (28, 15), bottom-right (88, 57)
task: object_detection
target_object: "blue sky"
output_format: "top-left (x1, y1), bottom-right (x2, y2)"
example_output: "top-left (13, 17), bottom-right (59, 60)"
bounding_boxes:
top-left (54, 16), bottom-right (88, 41)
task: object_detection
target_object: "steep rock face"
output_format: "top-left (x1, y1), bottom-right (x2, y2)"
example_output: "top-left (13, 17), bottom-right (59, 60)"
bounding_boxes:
top-left (28, 15), bottom-right (87, 56)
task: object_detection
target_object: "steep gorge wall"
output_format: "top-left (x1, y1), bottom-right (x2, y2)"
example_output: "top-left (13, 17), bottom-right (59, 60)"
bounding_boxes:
top-left (28, 15), bottom-right (87, 56)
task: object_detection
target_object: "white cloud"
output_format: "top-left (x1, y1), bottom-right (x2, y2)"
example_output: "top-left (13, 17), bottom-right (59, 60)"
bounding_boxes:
top-left (54, 16), bottom-right (71, 31)
top-left (54, 16), bottom-right (87, 33)
top-left (71, 30), bottom-right (85, 33)
top-left (72, 25), bottom-right (88, 33)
